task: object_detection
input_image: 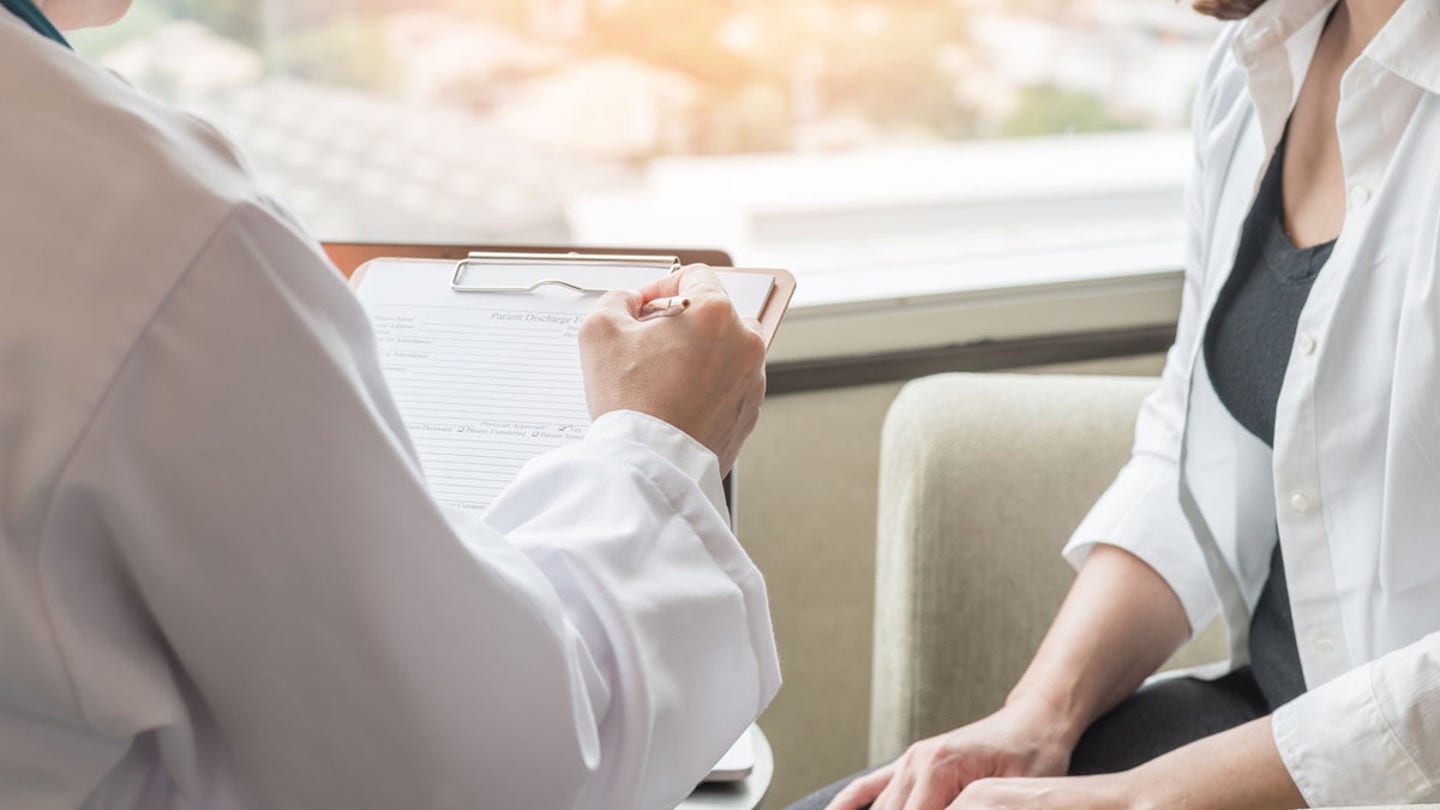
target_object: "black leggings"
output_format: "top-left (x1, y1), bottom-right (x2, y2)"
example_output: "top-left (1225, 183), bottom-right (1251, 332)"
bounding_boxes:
top-left (786, 668), bottom-right (1269, 810)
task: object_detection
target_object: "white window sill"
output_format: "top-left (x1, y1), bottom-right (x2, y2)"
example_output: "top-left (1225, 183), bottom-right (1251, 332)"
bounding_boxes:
top-left (767, 239), bottom-right (1184, 364)
top-left (563, 131), bottom-right (1193, 363)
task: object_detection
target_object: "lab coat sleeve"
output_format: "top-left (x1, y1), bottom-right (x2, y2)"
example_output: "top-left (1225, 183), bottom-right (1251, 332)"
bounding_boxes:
top-left (1272, 632), bottom-right (1440, 804)
top-left (62, 198), bottom-right (780, 810)
top-left (1059, 44), bottom-right (1227, 636)
top-left (484, 408), bottom-right (778, 809)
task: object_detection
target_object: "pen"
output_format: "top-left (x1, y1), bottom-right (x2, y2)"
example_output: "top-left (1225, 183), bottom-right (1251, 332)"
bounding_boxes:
top-left (639, 296), bottom-right (691, 320)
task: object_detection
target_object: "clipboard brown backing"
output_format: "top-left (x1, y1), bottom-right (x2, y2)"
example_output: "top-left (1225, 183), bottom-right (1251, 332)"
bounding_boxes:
top-left (334, 243), bottom-right (795, 349)
top-left (324, 242), bottom-right (734, 278)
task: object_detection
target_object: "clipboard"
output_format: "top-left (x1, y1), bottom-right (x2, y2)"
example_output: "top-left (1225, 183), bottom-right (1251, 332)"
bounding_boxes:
top-left (342, 246), bottom-right (795, 348)
top-left (323, 241), bottom-right (735, 275)
top-left (339, 246), bottom-right (781, 782)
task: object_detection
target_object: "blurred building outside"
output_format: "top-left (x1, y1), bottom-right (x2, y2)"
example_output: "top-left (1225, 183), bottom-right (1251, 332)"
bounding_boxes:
top-left (73, 0), bottom-right (1220, 298)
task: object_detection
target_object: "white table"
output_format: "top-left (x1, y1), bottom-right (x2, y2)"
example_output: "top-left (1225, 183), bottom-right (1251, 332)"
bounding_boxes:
top-left (679, 726), bottom-right (774, 810)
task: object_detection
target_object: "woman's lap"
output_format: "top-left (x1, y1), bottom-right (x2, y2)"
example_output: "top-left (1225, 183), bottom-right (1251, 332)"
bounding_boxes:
top-left (786, 668), bottom-right (1269, 810)
top-left (1067, 666), bottom-right (1267, 773)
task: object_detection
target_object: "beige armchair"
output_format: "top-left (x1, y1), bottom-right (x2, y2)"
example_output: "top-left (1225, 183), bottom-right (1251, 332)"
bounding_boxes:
top-left (868, 372), bottom-right (1407, 809)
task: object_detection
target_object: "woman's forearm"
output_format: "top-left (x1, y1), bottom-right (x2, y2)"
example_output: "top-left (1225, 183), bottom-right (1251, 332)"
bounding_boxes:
top-left (1004, 544), bottom-right (1193, 750)
top-left (1129, 716), bottom-right (1303, 810)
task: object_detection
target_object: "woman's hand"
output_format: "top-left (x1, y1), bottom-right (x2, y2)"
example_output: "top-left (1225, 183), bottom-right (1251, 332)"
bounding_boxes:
top-left (825, 703), bottom-right (1075, 810)
top-left (949, 774), bottom-right (1139, 810)
top-left (823, 544), bottom-right (1194, 810)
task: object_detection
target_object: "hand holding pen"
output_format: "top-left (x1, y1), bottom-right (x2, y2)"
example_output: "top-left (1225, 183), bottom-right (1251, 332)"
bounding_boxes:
top-left (639, 296), bottom-right (691, 320)
top-left (578, 264), bottom-right (767, 475)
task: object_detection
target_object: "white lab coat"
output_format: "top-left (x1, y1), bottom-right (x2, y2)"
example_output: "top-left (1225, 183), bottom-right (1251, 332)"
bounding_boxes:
top-left (0, 15), bottom-right (780, 810)
top-left (1065, 0), bottom-right (1440, 803)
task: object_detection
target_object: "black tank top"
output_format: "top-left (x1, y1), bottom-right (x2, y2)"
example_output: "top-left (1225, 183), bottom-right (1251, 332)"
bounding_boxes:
top-left (1202, 131), bottom-right (1333, 711)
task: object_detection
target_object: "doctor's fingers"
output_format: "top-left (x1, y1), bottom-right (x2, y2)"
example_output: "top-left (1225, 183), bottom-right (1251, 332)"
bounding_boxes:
top-left (588, 289), bottom-right (645, 325)
top-left (673, 263), bottom-right (729, 300)
top-left (636, 263), bottom-right (727, 304)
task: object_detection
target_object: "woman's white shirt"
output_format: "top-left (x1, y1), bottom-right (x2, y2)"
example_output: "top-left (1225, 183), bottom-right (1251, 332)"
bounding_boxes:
top-left (1066, 0), bottom-right (1440, 803)
top-left (0, 16), bottom-right (779, 810)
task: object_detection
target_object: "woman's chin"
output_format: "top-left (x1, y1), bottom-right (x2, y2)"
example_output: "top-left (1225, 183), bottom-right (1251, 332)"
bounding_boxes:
top-left (47, 0), bottom-right (135, 31)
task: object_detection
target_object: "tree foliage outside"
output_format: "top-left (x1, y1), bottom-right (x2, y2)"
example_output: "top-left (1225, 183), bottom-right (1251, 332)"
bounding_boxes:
top-left (156, 0), bottom-right (261, 45)
top-left (269, 17), bottom-right (393, 89)
top-left (1003, 83), bottom-right (1141, 137)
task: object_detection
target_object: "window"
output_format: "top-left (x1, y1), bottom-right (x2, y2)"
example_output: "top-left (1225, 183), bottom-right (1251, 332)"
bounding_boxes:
top-left (73, 0), bottom-right (1219, 306)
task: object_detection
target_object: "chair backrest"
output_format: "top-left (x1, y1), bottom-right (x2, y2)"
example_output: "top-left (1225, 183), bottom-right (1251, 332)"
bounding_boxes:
top-left (869, 372), bottom-right (1225, 762)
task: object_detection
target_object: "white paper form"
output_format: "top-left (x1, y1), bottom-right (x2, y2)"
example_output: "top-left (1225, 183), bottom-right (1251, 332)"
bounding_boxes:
top-left (353, 259), bottom-right (773, 512)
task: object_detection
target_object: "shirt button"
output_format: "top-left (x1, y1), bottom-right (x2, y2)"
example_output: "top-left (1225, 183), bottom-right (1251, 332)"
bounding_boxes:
top-left (1313, 634), bottom-right (1337, 654)
top-left (1290, 491), bottom-right (1314, 513)
top-left (1349, 184), bottom-right (1372, 209)
top-left (1298, 332), bottom-right (1318, 356)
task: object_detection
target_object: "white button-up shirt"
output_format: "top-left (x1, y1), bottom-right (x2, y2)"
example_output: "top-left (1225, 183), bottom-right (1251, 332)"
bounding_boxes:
top-left (1066, 0), bottom-right (1440, 803)
top-left (0, 14), bottom-right (779, 810)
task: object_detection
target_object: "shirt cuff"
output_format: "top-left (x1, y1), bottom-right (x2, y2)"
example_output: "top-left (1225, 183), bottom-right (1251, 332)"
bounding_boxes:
top-left (586, 410), bottom-right (729, 526)
top-left (1272, 659), bottom-right (1434, 806)
top-left (1061, 457), bottom-right (1219, 637)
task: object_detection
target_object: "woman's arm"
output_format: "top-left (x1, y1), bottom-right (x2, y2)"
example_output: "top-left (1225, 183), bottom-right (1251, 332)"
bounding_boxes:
top-left (829, 544), bottom-right (1192, 810)
top-left (949, 717), bottom-right (1303, 809)
top-left (1006, 544), bottom-right (1192, 750)
top-left (1131, 716), bottom-right (1302, 809)
top-left (869, 547), bottom-right (1313, 807)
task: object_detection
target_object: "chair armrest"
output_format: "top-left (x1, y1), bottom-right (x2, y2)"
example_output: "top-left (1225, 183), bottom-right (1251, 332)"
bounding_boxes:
top-left (869, 373), bottom-right (1164, 762)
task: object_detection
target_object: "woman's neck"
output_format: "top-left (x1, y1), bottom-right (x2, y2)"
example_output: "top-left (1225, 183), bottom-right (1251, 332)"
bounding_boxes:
top-left (1340, 0), bottom-right (1405, 46)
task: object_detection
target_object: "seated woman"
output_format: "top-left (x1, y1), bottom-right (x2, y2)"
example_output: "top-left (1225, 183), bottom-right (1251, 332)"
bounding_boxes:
top-left (791, 0), bottom-right (1440, 805)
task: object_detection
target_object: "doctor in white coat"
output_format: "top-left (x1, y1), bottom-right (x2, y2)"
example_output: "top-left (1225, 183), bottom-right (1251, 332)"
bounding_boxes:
top-left (0, 1), bottom-right (781, 808)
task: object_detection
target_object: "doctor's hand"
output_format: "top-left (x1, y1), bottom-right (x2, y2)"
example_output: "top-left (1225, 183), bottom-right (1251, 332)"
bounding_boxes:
top-left (825, 704), bottom-right (1074, 810)
top-left (579, 264), bottom-right (766, 476)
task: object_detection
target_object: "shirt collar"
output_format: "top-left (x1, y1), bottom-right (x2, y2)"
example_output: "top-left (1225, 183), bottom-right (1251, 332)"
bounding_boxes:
top-left (1366, 0), bottom-right (1440, 94)
top-left (1231, 0), bottom-right (1336, 152)
top-left (1234, 0), bottom-right (1440, 96)
top-left (1232, 0), bottom-right (1335, 62)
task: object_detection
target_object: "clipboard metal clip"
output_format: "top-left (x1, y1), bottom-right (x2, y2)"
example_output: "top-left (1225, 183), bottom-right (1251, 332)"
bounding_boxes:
top-left (451, 251), bottom-right (682, 293)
